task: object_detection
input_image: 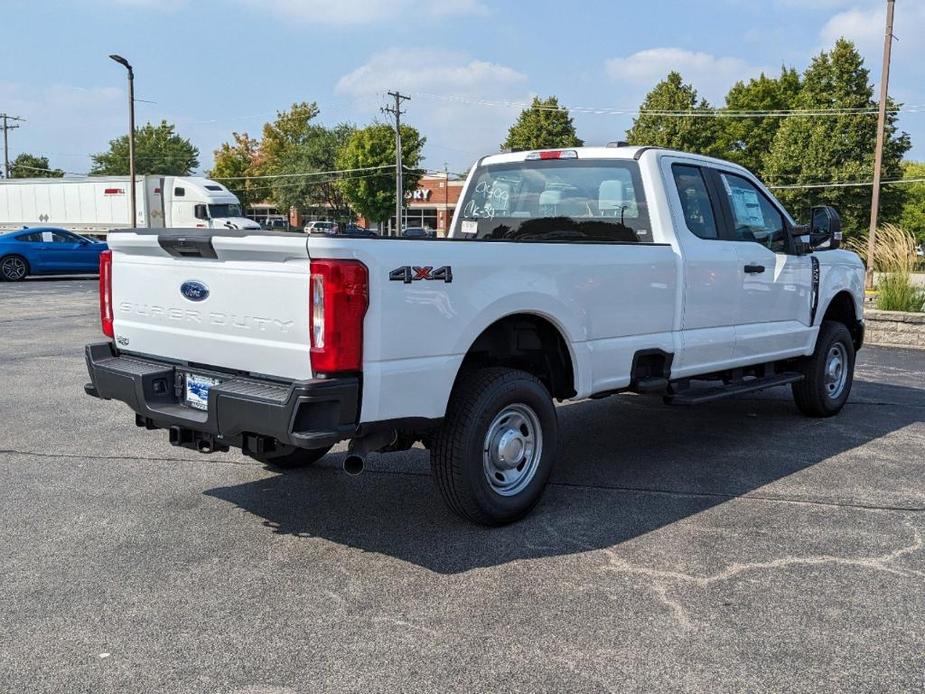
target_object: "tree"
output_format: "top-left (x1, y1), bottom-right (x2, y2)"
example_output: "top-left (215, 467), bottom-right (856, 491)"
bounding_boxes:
top-left (899, 161), bottom-right (925, 244)
top-left (269, 122), bottom-right (356, 218)
top-left (336, 123), bottom-right (425, 224)
top-left (8, 153), bottom-right (63, 178)
top-left (242, 103), bottom-right (360, 217)
top-left (256, 101), bottom-right (321, 174)
top-left (91, 120), bottom-right (199, 175)
top-left (502, 96), bottom-right (583, 151)
top-left (763, 39), bottom-right (910, 235)
top-left (209, 132), bottom-right (259, 210)
top-left (625, 72), bottom-right (721, 156)
top-left (718, 67), bottom-right (801, 176)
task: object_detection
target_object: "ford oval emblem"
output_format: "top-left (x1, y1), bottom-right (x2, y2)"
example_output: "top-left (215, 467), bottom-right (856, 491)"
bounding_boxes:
top-left (180, 280), bottom-right (209, 302)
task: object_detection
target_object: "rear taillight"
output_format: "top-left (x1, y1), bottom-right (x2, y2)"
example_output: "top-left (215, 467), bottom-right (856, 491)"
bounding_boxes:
top-left (309, 259), bottom-right (368, 374)
top-left (99, 250), bottom-right (114, 338)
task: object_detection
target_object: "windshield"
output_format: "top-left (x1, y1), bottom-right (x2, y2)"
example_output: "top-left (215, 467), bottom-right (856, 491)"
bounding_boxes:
top-left (208, 203), bottom-right (243, 218)
top-left (454, 159), bottom-right (651, 242)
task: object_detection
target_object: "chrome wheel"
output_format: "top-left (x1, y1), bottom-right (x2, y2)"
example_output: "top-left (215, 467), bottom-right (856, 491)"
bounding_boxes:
top-left (1, 256), bottom-right (27, 281)
top-left (824, 342), bottom-right (848, 399)
top-left (482, 403), bottom-right (543, 497)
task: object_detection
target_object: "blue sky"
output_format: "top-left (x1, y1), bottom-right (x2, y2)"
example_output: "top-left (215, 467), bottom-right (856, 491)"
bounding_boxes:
top-left (2, 0), bottom-right (924, 176)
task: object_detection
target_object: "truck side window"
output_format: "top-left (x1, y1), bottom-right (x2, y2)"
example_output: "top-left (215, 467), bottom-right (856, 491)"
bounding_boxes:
top-left (174, 187), bottom-right (185, 197)
top-left (194, 205), bottom-right (208, 220)
top-left (718, 173), bottom-right (786, 252)
top-left (671, 164), bottom-right (718, 240)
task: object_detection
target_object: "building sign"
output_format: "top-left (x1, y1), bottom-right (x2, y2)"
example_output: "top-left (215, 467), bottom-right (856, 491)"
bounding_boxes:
top-left (406, 188), bottom-right (432, 202)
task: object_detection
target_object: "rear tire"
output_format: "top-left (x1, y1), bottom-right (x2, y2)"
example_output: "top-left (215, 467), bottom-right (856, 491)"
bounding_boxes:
top-left (431, 368), bottom-right (558, 526)
top-left (247, 444), bottom-right (332, 469)
top-left (0, 255), bottom-right (29, 282)
top-left (791, 320), bottom-right (855, 417)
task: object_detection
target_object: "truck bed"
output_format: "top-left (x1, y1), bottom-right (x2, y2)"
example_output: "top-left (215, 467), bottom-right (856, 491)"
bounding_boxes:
top-left (107, 229), bottom-right (679, 422)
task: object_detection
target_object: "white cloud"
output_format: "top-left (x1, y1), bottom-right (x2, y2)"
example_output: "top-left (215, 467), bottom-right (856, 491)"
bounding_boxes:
top-left (239, 0), bottom-right (487, 25)
top-left (605, 48), bottom-right (766, 103)
top-left (336, 49), bottom-right (528, 170)
top-left (819, 3), bottom-right (925, 73)
top-left (336, 48), bottom-right (525, 97)
top-left (820, 5), bottom-right (885, 54)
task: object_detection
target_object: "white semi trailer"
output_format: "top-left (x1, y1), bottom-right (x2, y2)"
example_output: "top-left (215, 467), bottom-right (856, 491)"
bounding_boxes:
top-left (0, 175), bottom-right (260, 234)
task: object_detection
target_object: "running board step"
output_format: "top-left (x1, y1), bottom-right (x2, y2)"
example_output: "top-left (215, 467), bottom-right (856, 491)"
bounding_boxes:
top-left (665, 372), bottom-right (804, 406)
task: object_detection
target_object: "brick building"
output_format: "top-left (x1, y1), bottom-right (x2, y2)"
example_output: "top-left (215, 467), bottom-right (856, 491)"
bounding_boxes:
top-left (272, 173), bottom-right (466, 235)
top-left (389, 173), bottom-right (464, 236)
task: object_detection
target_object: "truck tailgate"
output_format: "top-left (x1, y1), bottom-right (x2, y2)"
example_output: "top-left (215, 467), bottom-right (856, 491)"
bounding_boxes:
top-left (108, 230), bottom-right (312, 380)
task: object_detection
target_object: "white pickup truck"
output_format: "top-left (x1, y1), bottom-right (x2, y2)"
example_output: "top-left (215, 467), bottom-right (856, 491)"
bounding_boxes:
top-left (85, 146), bottom-right (865, 525)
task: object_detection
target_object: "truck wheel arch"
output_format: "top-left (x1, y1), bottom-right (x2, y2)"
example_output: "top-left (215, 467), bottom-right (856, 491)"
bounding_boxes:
top-left (820, 290), bottom-right (864, 350)
top-left (451, 313), bottom-right (577, 401)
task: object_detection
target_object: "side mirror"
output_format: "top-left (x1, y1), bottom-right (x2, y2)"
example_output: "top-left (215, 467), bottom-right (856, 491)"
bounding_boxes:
top-left (807, 205), bottom-right (842, 250)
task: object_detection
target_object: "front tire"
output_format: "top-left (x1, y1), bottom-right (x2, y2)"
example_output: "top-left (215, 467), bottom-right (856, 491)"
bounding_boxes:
top-left (247, 444), bottom-right (332, 469)
top-left (0, 255), bottom-right (29, 282)
top-left (792, 320), bottom-right (855, 417)
top-left (431, 368), bottom-right (558, 526)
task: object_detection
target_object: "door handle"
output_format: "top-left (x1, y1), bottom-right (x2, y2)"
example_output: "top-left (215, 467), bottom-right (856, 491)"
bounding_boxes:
top-left (744, 264), bottom-right (765, 274)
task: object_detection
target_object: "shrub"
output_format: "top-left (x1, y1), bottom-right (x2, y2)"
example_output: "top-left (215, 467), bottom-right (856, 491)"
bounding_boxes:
top-left (876, 272), bottom-right (925, 312)
top-left (848, 224), bottom-right (925, 312)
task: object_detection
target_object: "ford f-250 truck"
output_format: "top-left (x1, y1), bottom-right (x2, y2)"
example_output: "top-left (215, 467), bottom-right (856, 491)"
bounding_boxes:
top-left (84, 146), bottom-right (865, 525)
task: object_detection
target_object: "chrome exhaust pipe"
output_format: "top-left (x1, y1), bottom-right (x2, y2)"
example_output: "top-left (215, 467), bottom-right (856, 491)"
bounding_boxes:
top-left (344, 428), bottom-right (397, 476)
top-left (343, 453), bottom-right (365, 476)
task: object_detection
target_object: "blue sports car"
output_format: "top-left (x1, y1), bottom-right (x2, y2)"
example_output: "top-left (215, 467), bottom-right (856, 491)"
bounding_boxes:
top-left (0, 227), bottom-right (108, 282)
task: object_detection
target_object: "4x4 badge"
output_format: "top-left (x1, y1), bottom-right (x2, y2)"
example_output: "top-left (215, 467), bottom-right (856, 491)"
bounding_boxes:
top-left (389, 265), bottom-right (453, 284)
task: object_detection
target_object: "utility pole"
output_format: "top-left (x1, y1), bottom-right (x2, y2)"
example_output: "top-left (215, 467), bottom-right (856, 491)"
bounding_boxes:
top-left (382, 91), bottom-right (410, 236)
top-left (1, 114), bottom-right (25, 179)
top-left (444, 161), bottom-right (449, 235)
top-left (866, 0), bottom-right (896, 289)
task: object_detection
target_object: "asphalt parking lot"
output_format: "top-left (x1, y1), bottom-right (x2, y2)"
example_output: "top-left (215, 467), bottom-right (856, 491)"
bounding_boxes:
top-left (1, 277), bottom-right (923, 693)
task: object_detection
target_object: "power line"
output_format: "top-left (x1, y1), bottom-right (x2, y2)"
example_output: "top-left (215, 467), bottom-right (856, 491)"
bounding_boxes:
top-left (212, 165), bottom-right (393, 181)
top-left (228, 167), bottom-right (405, 196)
top-left (768, 177), bottom-right (925, 190)
top-left (411, 91), bottom-right (925, 118)
top-left (2, 163), bottom-right (82, 176)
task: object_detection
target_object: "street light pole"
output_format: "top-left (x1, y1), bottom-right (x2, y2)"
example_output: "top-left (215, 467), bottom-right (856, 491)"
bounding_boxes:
top-left (109, 54), bottom-right (136, 228)
top-left (865, 0), bottom-right (896, 289)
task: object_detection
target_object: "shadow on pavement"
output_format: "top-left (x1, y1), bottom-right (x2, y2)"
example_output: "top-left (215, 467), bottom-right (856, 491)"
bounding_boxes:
top-left (204, 378), bottom-right (924, 574)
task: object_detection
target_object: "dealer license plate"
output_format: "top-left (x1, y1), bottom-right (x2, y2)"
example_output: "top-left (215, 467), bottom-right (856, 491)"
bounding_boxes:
top-left (184, 373), bottom-right (220, 411)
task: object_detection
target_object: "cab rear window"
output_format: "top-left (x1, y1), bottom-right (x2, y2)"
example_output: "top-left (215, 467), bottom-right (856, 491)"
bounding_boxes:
top-left (455, 160), bottom-right (651, 243)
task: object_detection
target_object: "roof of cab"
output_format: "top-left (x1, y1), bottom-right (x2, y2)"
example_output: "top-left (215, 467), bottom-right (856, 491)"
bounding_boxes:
top-left (476, 145), bottom-right (752, 175)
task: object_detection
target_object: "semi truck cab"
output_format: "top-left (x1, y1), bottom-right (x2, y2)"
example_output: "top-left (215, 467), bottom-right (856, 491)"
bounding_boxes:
top-left (158, 177), bottom-right (260, 231)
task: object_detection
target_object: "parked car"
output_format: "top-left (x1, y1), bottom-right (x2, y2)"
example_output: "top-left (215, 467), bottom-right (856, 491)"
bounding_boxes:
top-left (403, 226), bottom-right (437, 238)
top-left (263, 218), bottom-right (289, 231)
top-left (304, 220), bottom-right (336, 234)
top-left (0, 227), bottom-right (108, 281)
top-left (342, 224), bottom-right (378, 237)
top-left (84, 146), bottom-right (864, 525)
